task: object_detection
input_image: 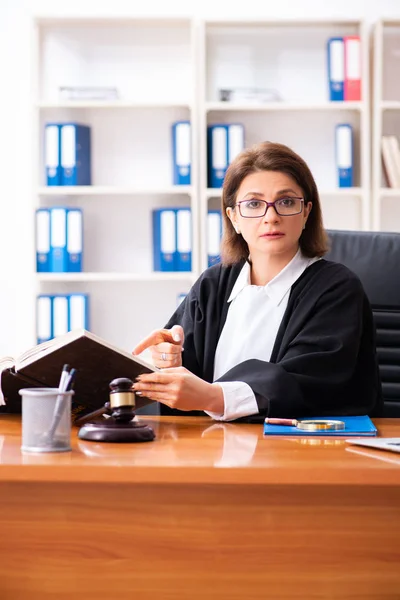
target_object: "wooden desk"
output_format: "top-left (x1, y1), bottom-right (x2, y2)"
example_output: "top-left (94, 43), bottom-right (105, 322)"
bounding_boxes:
top-left (0, 416), bottom-right (399, 599)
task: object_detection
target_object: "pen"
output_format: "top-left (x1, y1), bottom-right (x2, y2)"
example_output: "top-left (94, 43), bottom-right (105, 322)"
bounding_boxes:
top-left (64, 368), bottom-right (77, 392)
top-left (58, 364), bottom-right (70, 392)
top-left (46, 366), bottom-right (76, 443)
top-left (264, 418), bottom-right (298, 426)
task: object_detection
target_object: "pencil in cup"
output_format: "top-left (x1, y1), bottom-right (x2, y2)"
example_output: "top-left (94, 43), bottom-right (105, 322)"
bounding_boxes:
top-left (46, 366), bottom-right (77, 442)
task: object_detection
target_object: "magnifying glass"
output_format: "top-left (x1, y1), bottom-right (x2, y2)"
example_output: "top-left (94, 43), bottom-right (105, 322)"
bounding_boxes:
top-left (264, 418), bottom-right (345, 431)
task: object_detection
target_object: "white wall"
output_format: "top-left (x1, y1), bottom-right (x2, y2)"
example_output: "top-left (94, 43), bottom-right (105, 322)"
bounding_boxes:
top-left (23, 0), bottom-right (400, 19)
top-left (0, 0), bottom-right (34, 358)
top-left (1, 0), bottom-right (400, 357)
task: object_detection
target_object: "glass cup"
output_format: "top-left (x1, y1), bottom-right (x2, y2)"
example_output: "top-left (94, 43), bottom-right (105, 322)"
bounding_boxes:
top-left (19, 388), bottom-right (74, 453)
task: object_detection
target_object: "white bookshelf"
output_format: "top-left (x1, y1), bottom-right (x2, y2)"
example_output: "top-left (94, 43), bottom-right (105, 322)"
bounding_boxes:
top-left (29, 16), bottom-right (372, 351)
top-left (372, 20), bottom-right (400, 231)
top-left (198, 19), bottom-right (370, 271)
top-left (32, 17), bottom-right (198, 351)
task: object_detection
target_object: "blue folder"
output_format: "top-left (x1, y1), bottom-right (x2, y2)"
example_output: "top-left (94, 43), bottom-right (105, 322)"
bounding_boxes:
top-left (335, 123), bottom-right (353, 188)
top-left (207, 209), bottom-right (222, 267)
top-left (327, 37), bottom-right (344, 102)
top-left (60, 123), bottom-right (91, 186)
top-left (66, 208), bottom-right (83, 272)
top-left (68, 293), bottom-right (90, 331)
top-left (176, 208), bottom-right (192, 271)
top-left (45, 123), bottom-right (62, 186)
top-left (36, 208), bottom-right (51, 272)
top-left (172, 121), bottom-right (191, 185)
top-left (36, 295), bottom-right (53, 345)
top-left (207, 124), bottom-right (245, 188)
top-left (50, 207), bottom-right (68, 272)
top-left (263, 415), bottom-right (377, 437)
top-left (152, 208), bottom-right (177, 271)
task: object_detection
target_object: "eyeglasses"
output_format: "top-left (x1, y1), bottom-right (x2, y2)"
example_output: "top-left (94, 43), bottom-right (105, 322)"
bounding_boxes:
top-left (236, 197), bottom-right (304, 218)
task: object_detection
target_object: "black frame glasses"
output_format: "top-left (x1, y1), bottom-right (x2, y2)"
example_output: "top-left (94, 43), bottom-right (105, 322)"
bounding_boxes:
top-left (236, 197), bottom-right (304, 218)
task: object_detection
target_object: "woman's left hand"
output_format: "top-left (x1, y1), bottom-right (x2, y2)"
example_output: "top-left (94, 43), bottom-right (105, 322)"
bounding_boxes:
top-left (133, 367), bottom-right (224, 413)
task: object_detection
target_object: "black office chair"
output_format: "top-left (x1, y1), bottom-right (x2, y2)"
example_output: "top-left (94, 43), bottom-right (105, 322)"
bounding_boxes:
top-left (326, 230), bottom-right (400, 417)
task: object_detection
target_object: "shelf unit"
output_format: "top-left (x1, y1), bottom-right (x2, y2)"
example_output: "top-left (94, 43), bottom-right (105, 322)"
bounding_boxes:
top-left (28, 16), bottom-right (372, 353)
top-left (198, 19), bottom-right (370, 271)
top-left (32, 17), bottom-right (198, 352)
top-left (372, 19), bottom-right (400, 231)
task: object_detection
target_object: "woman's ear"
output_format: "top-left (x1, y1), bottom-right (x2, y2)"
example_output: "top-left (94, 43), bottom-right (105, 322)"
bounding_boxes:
top-left (226, 206), bottom-right (240, 234)
top-left (303, 202), bottom-right (312, 228)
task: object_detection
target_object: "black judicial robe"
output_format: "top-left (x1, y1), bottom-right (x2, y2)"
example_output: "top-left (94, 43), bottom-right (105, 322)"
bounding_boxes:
top-left (163, 259), bottom-right (383, 421)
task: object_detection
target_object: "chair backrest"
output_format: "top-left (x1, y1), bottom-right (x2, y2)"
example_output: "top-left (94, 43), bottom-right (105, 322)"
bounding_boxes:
top-left (325, 230), bottom-right (400, 417)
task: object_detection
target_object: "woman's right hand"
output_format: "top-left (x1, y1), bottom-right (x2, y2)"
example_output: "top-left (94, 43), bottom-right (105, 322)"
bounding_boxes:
top-left (132, 325), bottom-right (184, 369)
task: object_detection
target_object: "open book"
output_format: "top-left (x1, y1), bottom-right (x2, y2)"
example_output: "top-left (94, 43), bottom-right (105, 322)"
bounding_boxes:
top-left (0, 329), bottom-right (156, 420)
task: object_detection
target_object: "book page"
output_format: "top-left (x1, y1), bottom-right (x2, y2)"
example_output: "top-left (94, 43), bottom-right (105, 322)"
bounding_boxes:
top-left (82, 330), bottom-right (157, 371)
top-left (14, 330), bottom-right (158, 416)
top-left (16, 330), bottom-right (88, 368)
top-left (0, 357), bottom-right (14, 370)
top-left (17, 337), bottom-right (61, 366)
top-left (16, 329), bottom-right (157, 372)
top-left (0, 358), bottom-right (15, 405)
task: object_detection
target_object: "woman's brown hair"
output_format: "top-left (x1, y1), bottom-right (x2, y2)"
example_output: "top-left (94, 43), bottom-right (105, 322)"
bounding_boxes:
top-left (220, 141), bottom-right (328, 265)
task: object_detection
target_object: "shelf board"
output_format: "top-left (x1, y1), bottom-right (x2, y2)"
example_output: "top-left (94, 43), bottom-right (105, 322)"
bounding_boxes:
top-left (37, 272), bottom-right (197, 283)
top-left (37, 101), bottom-right (191, 110)
top-left (205, 101), bottom-right (363, 112)
top-left (38, 186), bottom-right (192, 197)
top-left (378, 188), bottom-right (400, 197)
top-left (381, 19), bottom-right (400, 26)
top-left (205, 18), bottom-right (363, 28)
top-left (206, 187), bottom-right (365, 199)
top-left (35, 16), bottom-right (191, 27)
top-left (381, 101), bottom-right (400, 111)
top-left (206, 188), bottom-right (222, 198)
top-left (319, 188), bottom-right (365, 196)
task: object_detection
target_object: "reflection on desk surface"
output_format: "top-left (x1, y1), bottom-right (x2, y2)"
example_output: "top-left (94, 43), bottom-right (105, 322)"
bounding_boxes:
top-left (346, 445), bottom-right (400, 466)
top-left (77, 420), bottom-right (260, 467)
top-left (1, 415), bottom-right (400, 487)
top-left (0, 415), bottom-right (262, 468)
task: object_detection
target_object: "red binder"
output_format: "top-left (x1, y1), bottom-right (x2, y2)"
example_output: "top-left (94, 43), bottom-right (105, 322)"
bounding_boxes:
top-left (344, 36), bottom-right (361, 101)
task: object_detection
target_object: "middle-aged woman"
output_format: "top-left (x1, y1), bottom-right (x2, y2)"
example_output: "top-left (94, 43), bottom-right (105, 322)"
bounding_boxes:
top-left (132, 141), bottom-right (382, 422)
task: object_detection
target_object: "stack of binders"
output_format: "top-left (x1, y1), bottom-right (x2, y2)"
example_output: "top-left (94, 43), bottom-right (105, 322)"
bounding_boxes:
top-left (152, 207), bottom-right (192, 272)
top-left (207, 124), bottom-right (245, 188)
top-left (37, 294), bottom-right (90, 344)
top-left (45, 123), bottom-right (91, 186)
top-left (36, 207), bottom-right (83, 272)
top-left (327, 36), bottom-right (361, 102)
top-left (152, 207), bottom-right (224, 273)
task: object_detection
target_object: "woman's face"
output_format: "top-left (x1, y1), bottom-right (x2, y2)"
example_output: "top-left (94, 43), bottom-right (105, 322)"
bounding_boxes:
top-left (227, 170), bottom-right (312, 262)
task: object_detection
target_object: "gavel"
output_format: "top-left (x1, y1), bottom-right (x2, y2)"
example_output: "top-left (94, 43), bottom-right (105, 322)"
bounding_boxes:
top-left (77, 377), bottom-right (155, 443)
